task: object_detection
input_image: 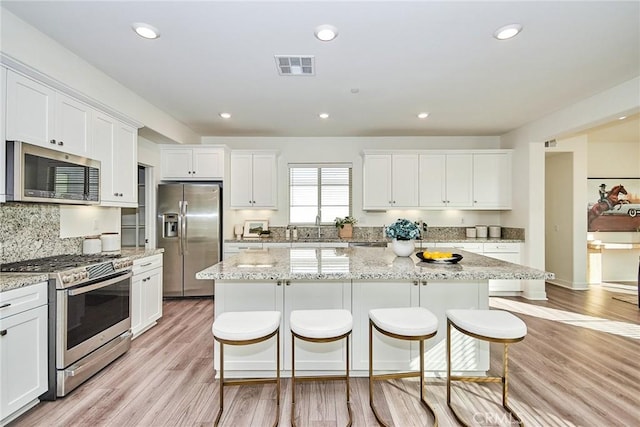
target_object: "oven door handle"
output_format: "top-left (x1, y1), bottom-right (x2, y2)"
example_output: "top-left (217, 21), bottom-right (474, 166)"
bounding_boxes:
top-left (67, 271), bottom-right (133, 296)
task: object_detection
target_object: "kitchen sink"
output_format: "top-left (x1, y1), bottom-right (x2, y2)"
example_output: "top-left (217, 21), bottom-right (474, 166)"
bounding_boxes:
top-left (348, 242), bottom-right (388, 248)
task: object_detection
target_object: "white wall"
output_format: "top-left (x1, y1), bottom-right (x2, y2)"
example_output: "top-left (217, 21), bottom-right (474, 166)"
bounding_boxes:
top-left (502, 77), bottom-right (640, 299)
top-left (201, 136), bottom-right (505, 240)
top-left (0, 8), bottom-right (199, 145)
top-left (59, 206), bottom-right (121, 238)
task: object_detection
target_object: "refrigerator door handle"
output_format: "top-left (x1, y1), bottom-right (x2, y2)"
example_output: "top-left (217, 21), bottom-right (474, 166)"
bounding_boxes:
top-left (182, 201), bottom-right (188, 253)
top-left (177, 201), bottom-right (183, 255)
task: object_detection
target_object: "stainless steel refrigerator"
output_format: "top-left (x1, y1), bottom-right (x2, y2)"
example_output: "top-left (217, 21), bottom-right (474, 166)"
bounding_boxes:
top-left (157, 183), bottom-right (221, 297)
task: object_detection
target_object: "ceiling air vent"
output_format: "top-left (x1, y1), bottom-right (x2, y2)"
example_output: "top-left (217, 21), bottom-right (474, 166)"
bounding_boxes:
top-left (274, 55), bottom-right (315, 76)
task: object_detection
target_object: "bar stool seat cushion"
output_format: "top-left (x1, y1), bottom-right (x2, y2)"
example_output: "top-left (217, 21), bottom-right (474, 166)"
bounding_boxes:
top-left (212, 311), bottom-right (281, 341)
top-left (369, 307), bottom-right (438, 337)
top-left (290, 309), bottom-right (353, 339)
top-left (446, 309), bottom-right (526, 340)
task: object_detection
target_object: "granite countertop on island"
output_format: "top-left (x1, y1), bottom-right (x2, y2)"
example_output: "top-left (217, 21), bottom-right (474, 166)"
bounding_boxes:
top-left (225, 237), bottom-right (524, 244)
top-left (197, 247), bottom-right (553, 282)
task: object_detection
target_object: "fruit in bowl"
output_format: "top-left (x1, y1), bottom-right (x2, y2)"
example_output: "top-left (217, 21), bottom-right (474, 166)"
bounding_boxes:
top-left (421, 251), bottom-right (453, 259)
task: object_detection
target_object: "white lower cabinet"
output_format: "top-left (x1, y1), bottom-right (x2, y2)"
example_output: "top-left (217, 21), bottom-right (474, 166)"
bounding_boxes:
top-left (417, 280), bottom-right (489, 373)
top-left (131, 254), bottom-right (163, 338)
top-left (214, 279), bottom-right (350, 376)
top-left (214, 281), bottom-right (284, 374)
top-left (284, 280), bottom-right (351, 372)
top-left (482, 243), bottom-right (522, 293)
top-left (352, 280), bottom-right (488, 374)
top-left (352, 281), bottom-right (414, 371)
top-left (0, 282), bottom-right (48, 425)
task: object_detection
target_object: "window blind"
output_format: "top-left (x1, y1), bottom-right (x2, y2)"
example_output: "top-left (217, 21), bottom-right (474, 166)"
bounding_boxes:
top-left (289, 165), bottom-right (352, 224)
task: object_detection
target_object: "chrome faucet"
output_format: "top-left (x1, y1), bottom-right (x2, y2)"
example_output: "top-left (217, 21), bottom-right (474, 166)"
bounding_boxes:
top-left (315, 215), bottom-right (321, 238)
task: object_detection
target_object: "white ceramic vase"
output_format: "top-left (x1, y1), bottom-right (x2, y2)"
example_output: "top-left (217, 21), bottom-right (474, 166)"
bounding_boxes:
top-left (392, 238), bottom-right (415, 257)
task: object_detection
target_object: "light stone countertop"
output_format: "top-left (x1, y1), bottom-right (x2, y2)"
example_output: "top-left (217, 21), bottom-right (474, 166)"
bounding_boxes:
top-left (0, 248), bottom-right (164, 293)
top-left (197, 247), bottom-right (553, 281)
top-left (0, 272), bottom-right (50, 293)
top-left (225, 237), bottom-right (524, 244)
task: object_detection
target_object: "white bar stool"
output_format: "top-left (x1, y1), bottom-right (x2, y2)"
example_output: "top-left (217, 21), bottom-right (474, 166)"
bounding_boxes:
top-left (290, 309), bottom-right (353, 427)
top-left (369, 307), bottom-right (439, 426)
top-left (446, 309), bottom-right (527, 427)
top-left (212, 311), bottom-right (281, 427)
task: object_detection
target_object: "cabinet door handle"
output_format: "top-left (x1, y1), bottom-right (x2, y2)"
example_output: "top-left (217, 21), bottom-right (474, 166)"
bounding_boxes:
top-left (421, 281), bottom-right (427, 286)
top-left (285, 280), bottom-right (291, 286)
top-left (58, 140), bottom-right (64, 146)
top-left (413, 280), bottom-right (419, 286)
top-left (50, 139), bottom-right (57, 144)
top-left (188, 171), bottom-right (192, 174)
top-left (0, 303), bottom-right (11, 309)
top-left (0, 330), bottom-right (7, 336)
top-left (192, 171), bottom-right (196, 174)
top-left (140, 262), bottom-right (152, 267)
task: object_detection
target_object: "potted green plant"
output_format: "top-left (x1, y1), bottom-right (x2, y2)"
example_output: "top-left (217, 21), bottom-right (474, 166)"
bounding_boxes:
top-left (334, 216), bottom-right (357, 238)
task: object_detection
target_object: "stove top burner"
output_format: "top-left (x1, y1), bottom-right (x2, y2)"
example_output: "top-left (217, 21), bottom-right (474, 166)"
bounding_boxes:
top-left (1, 254), bottom-right (122, 273)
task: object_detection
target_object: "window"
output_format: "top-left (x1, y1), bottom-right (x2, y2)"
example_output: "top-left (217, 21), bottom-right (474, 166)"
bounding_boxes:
top-left (289, 164), bottom-right (352, 224)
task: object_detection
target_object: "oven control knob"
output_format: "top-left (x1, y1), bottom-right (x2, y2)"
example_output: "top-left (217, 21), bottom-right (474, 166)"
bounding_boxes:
top-left (63, 274), bottom-right (73, 284)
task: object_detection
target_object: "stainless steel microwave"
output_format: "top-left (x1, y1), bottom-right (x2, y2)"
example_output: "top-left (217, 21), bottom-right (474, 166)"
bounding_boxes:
top-left (6, 141), bottom-right (100, 204)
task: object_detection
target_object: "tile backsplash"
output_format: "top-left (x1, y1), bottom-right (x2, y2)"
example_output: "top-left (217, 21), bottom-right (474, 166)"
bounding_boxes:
top-left (0, 203), bottom-right (83, 264)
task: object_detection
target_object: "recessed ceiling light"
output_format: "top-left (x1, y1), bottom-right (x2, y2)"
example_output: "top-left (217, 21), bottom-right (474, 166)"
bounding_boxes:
top-left (493, 24), bottom-right (522, 40)
top-left (319, 113), bottom-right (330, 119)
top-left (417, 112), bottom-right (430, 119)
top-left (219, 112), bottom-right (231, 119)
top-left (314, 24), bottom-right (338, 42)
top-left (618, 116), bottom-right (627, 120)
top-left (132, 23), bottom-right (160, 39)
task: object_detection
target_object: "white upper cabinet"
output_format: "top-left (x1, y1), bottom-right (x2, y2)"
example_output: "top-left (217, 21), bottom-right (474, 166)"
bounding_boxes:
top-left (442, 153), bottom-right (474, 208)
top-left (55, 93), bottom-right (92, 157)
top-left (161, 146), bottom-right (224, 180)
top-left (230, 151), bottom-right (277, 209)
top-left (6, 71), bottom-right (56, 148)
top-left (363, 153), bottom-right (419, 209)
top-left (472, 152), bottom-right (512, 209)
top-left (93, 111), bottom-right (137, 207)
top-left (6, 70), bottom-right (92, 157)
top-left (420, 153), bottom-right (473, 208)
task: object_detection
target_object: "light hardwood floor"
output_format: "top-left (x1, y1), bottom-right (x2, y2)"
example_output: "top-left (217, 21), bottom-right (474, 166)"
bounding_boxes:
top-left (11, 284), bottom-right (640, 426)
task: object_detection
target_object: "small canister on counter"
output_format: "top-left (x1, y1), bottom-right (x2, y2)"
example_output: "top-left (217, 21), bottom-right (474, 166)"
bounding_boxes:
top-left (82, 236), bottom-right (102, 254)
top-left (475, 225), bottom-right (488, 238)
top-left (100, 232), bottom-right (121, 252)
top-left (466, 228), bottom-right (477, 238)
top-left (489, 225), bottom-right (502, 238)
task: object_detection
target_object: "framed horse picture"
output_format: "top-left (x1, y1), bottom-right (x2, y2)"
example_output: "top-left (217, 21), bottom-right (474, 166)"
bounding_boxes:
top-left (587, 178), bottom-right (640, 232)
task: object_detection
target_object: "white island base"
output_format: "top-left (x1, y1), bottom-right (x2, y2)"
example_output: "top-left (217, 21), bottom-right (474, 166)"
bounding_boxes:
top-left (214, 278), bottom-right (489, 378)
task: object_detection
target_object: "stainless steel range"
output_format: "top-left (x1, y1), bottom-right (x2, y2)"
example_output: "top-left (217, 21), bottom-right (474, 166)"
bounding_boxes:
top-left (1, 254), bottom-right (133, 397)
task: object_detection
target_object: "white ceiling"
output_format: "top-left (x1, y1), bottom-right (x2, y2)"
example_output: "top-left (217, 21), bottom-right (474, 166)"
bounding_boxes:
top-left (2, 1), bottom-right (639, 138)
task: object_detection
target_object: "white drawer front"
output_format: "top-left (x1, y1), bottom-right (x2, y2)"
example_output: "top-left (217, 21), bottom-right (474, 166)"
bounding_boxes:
top-left (483, 242), bottom-right (521, 253)
top-left (0, 282), bottom-right (48, 319)
top-left (133, 254), bottom-right (163, 274)
top-left (435, 242), bottom-right (483, 253)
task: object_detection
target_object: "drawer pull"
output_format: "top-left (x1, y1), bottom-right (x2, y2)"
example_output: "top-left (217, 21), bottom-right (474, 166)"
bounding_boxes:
top-left (0, 303), bottom-right (11, 309)
top-left (0, 330), bottom-right (7, 336)
top-left (140, 262), bottom-right (153, 267)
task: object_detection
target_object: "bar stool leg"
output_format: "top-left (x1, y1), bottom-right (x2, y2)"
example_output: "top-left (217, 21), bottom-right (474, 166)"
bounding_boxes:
top-left (291, 332), bottom-right (296, 427)
top-left (501, 343), bottom-right (523, 426)
top-left (346, 334), bottom-right (352, 427)
top-left (214, 342), bottom-right (224, 427)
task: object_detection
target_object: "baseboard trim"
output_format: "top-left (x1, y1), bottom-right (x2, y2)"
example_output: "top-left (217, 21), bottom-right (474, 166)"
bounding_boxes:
top-left (547, 279), bottom-right (588, 291)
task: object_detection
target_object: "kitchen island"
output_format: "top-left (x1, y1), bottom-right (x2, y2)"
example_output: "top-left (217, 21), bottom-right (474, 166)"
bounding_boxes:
top-left (197, 246), bottom-right (552, 378)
